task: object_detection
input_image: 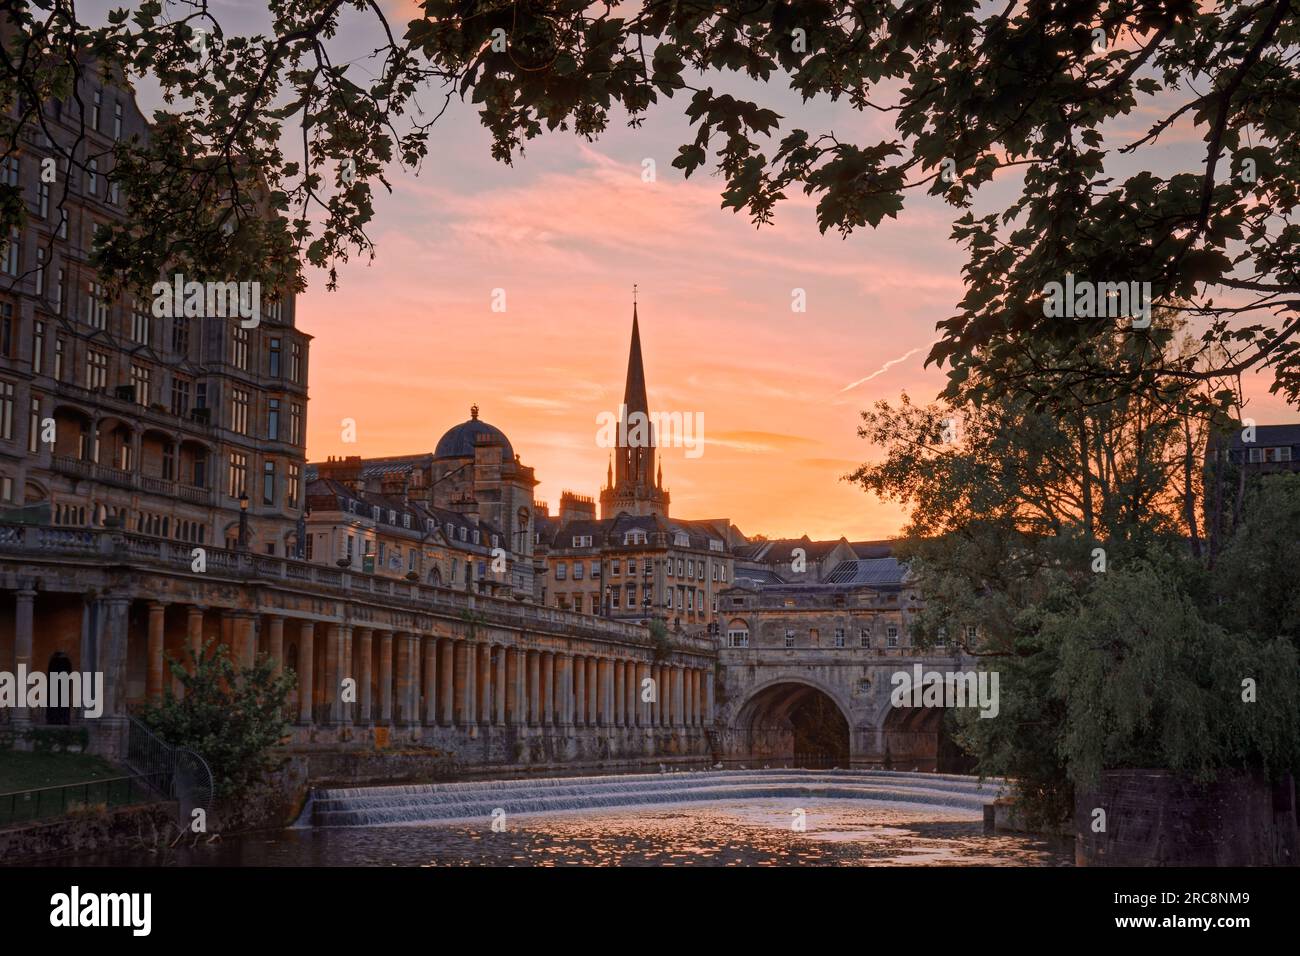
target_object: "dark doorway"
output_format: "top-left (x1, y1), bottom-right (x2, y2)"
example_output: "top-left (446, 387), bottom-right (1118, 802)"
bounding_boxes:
top-left (46, 650), bottom-right (72, 725)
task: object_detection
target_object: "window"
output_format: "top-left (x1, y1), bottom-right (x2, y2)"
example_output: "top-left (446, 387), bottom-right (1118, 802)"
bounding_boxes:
top-left (712, 564), bottom-right (718, 581)
top-left (85, 349), bottom-right (108, 389)
top-left (886, 625), bottom-right (899, 648)
top-left (161, 442), bottom-right (174, 480)
top-left (268, 337), bottom-right (281, 377)
top-left (677, 559), bottom-right (684, 576)
top-left (809, 628), bottom-right (819, 645)
top-left (53, 336), bottom-right (65, 381)
top-left (231, 327), bottom-right (249, 369)
top-left (624, 529), bottom-right (646, 545)
top-left (936, 627), bottom-right (947, 648)
top-left (172, 316), bottom-right (189, 355)
top-left (289, 403), bottom-right (302, 445)
top-left (1, 228), bottom-right (18, 276)
top-left (833, 628), bottom-right (845, 648)
top-left (267, 398), bottom-right (280, 440)
top-left (262, 460), bottom-right (276, 505)
top-left (87, 159), bottom-right (97, 196)
top-left (130, 302), bottom-right (150, 344)
top-left (572, 534), bottom-right (592, 547)
top-left (611, 589), bottom-right (620, 609)
top-left (785, 628), bottom-right (795, 648)
top-left (555, 562), bottom-right (567, 581)
top-left (53, 268), bottom-right (63, 314)
top-left (86, 281), bottom-right (108, 328)
top-left (611, 559), bottom-right (620, 576)
top-left (290, 341), bottom-right (302, 382)
top-left (573, 562), bottom-right (583, 581)
top-left (38, 181), bottom-right (48, 218)
top-left (91, 90), bottom-right (102, 130)
top-left (231, 388), bottom-right (250, 434)
top-left (171, 376), bottom-right (191, 417)
top-left (965, 624), bottom-right (978, 643)
top-left (228, 452), bottom-right (248, 498)
top-left (32, 320), bottom-right (44, 374)
top-left (1, 476), bottom-right (11, 502)
top-left (687, 559), bottom-right (694, 577)
top-left (726, 627), bottom-right (749, 648)
top-left (0, 302), bottom-right (11, 356)
top-left (591, 560), bottom-right (600, 578)
top-left (113, 102), bottom-right (123, 139)
top-left (27, 398), bottom-right (39, 455)
top-left (0, 381), bottom-right (13, 440)
top-left (130, 363), bottom-right (150, 405)
top-left (108, 178), bottom-right (119, 205)
top-left (666, 560), bottom-right (673, 577)
top-left (0, 156), bottom-right (16, 186)
top-left (34, 247), bottom-right (45, 296)
top-left (859, 627), bottom-right (871, 647)
top-left (57, 209), bottom-right (67, 240)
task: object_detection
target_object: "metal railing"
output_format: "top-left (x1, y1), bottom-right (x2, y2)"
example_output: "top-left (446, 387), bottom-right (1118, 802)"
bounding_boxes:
top-left (0, 773), bottom-right (166, 828)
top-left (123, 717), bottom-right (214, 823)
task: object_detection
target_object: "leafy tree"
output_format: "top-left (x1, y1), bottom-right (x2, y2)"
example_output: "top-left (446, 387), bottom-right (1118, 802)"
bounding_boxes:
top-left (140, 639), bottom-right (296, 800)
top-left (4, 2), bottom-right (1297, 405)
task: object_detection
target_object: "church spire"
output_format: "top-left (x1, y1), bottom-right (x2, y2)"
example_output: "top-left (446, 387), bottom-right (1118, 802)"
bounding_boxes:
top-left (622, 301), bottom-right (649, 419)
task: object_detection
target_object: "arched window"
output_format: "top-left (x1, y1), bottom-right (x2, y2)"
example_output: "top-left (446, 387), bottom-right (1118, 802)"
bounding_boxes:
top-left (726, 620), bottom-right (749, 648)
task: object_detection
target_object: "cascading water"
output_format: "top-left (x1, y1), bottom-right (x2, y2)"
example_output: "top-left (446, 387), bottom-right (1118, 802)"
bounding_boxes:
top-left (310, 769), bottom-right (1007, 827)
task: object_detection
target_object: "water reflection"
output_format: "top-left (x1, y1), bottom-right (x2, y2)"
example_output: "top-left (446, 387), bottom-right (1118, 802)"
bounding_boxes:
top-left (64, 799), bottom-right (1071, 867)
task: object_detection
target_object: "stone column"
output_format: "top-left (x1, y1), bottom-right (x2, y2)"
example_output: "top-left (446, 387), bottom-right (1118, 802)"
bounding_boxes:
top-left (356, 628), bottom-right (373, 724)
top-left (146, 602), bottom-right (166, 703)
top-left (478, 642), bottom-right (493, 725)
top-left (694, 669), bottom-right (703, 726)
top-left (586, 657), bottom-right (598, 726)
top-left (494, 646), bottom-right (507, 726)
top-left (439, 639), bottom-right (454, 725)
top-left (573, 654), bottom-right (586, 727)
top-left (505, 646), bottom-right (521, 726)
top-left (673, 667), bottom-right (685, 728)
top-left (340, 625), bottom-right (354, 726)
top-left (541, 652), bottom-right (555, 726)
top-left (237, 616), bottom-right (257, 671)
top-left (557, 654), bottom-right (572, 726)
top-left (12, 590), bottom-right (35, 726)
top-left (324, 623), bottom-right (341, 724)
top-left (624, 662), bottom-right (636, 727)
top-left (636, 662), bottom-right (650, 727)
top-left (453, 640), bottom-right (473, 726)
top-left (705, 669), bottom-right (715, 725)
top-left (390, 634), bottom-right (410, 723)
top-left (297, 621), bottom-right (315, 725)
top-left (379, 631), bottom-right (393, 724)
top-left (652, 665), bottom-right (663, 726)
top-left (101, 597), bottom-right (131, 723)
top-left (186, 606), bottom-right (204, 665)
top-left (267, 615), bottom-right (285, 678)
top-left (423, 636), bottom-right (439, 725)
top-left (527, 650), bottom-right (541, 726)
top-left (613, 660), bottom-right (625, 728)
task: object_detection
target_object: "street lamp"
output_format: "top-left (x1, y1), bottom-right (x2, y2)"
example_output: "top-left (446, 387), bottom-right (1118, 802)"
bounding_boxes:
top-left (238, 490), bottom-right (249, 550)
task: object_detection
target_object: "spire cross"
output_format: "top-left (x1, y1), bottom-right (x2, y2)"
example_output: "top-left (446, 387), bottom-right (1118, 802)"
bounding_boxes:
top-left (633, 283), bottom-right (637, 306)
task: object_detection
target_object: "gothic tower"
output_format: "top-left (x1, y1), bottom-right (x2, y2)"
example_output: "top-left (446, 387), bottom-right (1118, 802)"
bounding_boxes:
top-left (600, 302), bottom-right (671, 518)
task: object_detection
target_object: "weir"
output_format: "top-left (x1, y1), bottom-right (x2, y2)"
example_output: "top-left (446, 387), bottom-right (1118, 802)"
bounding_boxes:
top-left (309, 769), bottom-right (1006, 827)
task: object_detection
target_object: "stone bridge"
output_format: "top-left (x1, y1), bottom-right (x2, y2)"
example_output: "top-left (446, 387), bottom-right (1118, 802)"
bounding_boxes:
top-left (714, 646), bottom-right (979, 772)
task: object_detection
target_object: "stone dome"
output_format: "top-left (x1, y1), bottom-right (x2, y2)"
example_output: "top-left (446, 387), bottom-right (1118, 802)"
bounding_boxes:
top-left (434, 405), bottom-right (514, 460)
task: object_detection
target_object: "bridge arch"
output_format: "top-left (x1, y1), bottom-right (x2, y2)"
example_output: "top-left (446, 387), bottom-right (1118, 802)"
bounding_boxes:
top-left (730, 676), bottom-right (852, 767)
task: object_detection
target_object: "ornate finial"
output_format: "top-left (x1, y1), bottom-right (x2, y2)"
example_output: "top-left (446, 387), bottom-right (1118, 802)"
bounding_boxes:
top-left (470, 404), bottom-right (479, 420)
top-left (633, 283), bottom-right (637, 306)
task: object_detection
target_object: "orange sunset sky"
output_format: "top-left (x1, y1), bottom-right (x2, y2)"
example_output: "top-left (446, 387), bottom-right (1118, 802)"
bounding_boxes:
top-left (130, 2), bottom-right (1297, 541)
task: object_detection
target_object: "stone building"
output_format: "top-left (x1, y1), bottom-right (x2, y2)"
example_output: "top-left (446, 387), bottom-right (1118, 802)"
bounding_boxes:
top-left (308, 406), bottom-right (537, 598)
top-left (0, 60), bottom-right (309, 556)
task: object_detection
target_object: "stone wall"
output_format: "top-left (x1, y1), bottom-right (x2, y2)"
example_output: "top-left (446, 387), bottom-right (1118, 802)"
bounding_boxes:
top-left (1075, 769), bottom-right (1298, 866)
top-left (0, 801), bottom-right (177, 863)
